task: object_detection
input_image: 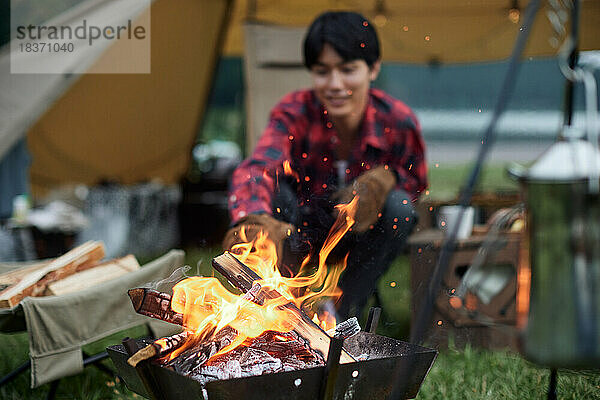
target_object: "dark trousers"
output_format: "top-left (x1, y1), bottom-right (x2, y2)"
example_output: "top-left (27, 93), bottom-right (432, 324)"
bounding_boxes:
top-left (273, 182), bottom-right (417, 320)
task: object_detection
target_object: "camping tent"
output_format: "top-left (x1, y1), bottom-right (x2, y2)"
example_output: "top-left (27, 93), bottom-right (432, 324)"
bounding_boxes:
top-left (0, 0), bottom-right (599, 197)
top-left (0, 0), bottom-right (233, 196)
top-left (224, 0), bottom-right (600, 63)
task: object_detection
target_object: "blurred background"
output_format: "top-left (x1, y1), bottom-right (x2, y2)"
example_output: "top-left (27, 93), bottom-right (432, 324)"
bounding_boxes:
top-left (1, 0), bottom-right (600, 398)
top-left (1, 0), bottom-right (598, 261)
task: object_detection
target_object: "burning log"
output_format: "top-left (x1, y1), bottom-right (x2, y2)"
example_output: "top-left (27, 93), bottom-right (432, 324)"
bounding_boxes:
top-left (128, 287), bottom-right (184, 326)
top-left (168, 329), bottom-right (325, 384)
top-left (127, 331), bottom-right (190, 367)
top-left (326, 316), bottom-right (361, 339)
top-left (166, 326), bottom-right (240, 375)
top-left (212, 252), bottom-right (356, 363)
top-left (127, 282), bottom-right (273, 367)
top-left (127, 279), bottom-right (270, 328)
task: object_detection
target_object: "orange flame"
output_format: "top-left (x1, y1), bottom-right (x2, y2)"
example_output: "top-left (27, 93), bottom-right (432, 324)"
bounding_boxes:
top-left (283, 160), bottom-right (300, 182)
top-left (312, 310), bottom-right (336, 331)
top-left (168, 196), bottom-right (359, 362)
top-left (516, 231), bottom-right (531, 329)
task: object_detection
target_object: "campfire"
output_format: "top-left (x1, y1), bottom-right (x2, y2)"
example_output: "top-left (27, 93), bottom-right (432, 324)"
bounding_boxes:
top-left (128, 198), bottom-right (358, 375)
top-left (108, 196), bottom-right (437, 399)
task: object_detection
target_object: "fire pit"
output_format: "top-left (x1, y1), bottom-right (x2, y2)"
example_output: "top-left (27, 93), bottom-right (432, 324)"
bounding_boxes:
top-left (108, 199), bottom-right (437, 398)
top-left (108, 331), bottom-right (436, 399)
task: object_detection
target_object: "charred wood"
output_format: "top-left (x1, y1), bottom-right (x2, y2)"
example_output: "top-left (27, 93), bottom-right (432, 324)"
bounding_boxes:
top-left (128, 288), bottom-right (184, 326)
top-left (167, 330), bottom-right (325, 385)
top-left (212, 252), bottom-right (356, 363)
top-left (127, 331), bottom-right (190, 367)
top-left (327, 316), bottom-right (361, 339)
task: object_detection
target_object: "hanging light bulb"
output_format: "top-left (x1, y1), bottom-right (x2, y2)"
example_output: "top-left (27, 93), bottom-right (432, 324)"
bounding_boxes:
top-left (508, 0), bottom-right (520, 24)
top-left (374, 0), bottom-right (388, 27)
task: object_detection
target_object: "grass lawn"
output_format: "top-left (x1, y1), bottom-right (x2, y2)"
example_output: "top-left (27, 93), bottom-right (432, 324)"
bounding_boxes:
top-left (1, 164), bottom-right (599, 398)
top-left (425, 162), bottom-right (519, 201)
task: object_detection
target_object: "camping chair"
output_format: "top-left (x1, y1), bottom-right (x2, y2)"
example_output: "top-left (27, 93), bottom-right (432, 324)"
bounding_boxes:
top-left (0, 249), bottom-right (184, 398)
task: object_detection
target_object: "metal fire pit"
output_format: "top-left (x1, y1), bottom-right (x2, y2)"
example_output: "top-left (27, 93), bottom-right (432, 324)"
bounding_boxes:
top-left (108, 332), bottom-right (436, 400)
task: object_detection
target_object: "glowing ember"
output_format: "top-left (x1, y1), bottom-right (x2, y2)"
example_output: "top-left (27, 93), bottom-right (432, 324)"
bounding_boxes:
top-left (168, 196), bottom-right (360, 363)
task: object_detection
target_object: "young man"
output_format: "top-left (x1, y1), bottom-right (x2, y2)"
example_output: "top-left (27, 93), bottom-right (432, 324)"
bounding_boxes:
top-left (223, 11), bottom-right (427, 319)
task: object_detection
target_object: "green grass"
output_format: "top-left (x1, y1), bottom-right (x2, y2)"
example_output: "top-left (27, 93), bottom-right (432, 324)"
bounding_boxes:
top-left (420, 345), bottom-right (600, 399)
top-left (2, 248), bottom-right (598, 399)
top-left (0, 326), bottom-right (147, 400)
top-left (426, 162), bottom-right (519, 201)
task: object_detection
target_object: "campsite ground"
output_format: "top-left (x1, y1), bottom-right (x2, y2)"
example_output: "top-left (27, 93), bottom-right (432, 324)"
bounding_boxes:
top-left (2, 250), bottom-right (599, 399)
top-left (1, 162), bottom-right (599, 399)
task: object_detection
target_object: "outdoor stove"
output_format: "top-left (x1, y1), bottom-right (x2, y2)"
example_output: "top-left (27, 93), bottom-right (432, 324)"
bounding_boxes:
top-left (108, 202), bottom-right (437, 399)
top-left (108, 329), bottom-right (436, 400)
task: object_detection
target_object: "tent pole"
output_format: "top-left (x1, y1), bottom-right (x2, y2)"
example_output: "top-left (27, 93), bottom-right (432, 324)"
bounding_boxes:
top-left (562, 0), bottom-right (580, 128)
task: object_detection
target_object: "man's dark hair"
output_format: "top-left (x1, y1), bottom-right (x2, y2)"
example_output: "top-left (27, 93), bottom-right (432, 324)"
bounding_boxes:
top-left (303, 11), bottom-right (380, 69)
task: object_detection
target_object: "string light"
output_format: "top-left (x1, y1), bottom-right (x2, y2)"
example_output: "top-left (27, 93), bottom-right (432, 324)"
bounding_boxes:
top-left (508, 0), bottom-right (520, 24)
top-left (373, 0), bottom-right (388, 27)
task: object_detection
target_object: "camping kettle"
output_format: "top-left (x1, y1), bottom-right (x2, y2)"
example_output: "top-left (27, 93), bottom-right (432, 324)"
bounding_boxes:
top-left (508, 138), bottom-right (600, 368)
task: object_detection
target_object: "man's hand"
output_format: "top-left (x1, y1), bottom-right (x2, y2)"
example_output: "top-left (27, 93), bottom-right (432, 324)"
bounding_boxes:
top-left (331, 165), bottom-right (396, 232)
top-left (222, 213), bottom-right (294, 263)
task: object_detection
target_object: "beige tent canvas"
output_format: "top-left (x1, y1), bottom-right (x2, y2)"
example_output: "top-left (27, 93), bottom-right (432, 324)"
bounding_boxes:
top-left (224, 0), bottom-right (600, 63)
top-left (0, 0), bottom-right (598, 197)
top-left (0, 0), bottom-right (233, 196)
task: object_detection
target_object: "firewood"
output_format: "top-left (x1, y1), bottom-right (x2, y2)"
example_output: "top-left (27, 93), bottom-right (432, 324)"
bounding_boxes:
top-left (46, 254), bottom-right (140, 295)
top-left (0, 241), bottom-right (104, 308)
top-left (326, 317), bottom-right (361, 339)
top-left (212, 252), bottom-right (356, 363)
top-left (128, 277), bottom-right (271, 326)
top-left (177, 329), bottom-right (325, 382)
top-left (128, 331), bottom-right (190, 367)
top-left (127, 281), bottom-right (272, 366)
top-left (167, 326), bottom-right (239, 375)
top-left (0, 260), bottom-right (50, 292)
top-left (248, 330), bottom-right (324, 362)
top-left (128, 287), bottom-right (184, 326)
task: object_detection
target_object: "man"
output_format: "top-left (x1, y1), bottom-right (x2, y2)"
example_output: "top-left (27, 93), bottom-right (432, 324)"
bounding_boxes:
top-left (224, 11), bottom-right (427, 319)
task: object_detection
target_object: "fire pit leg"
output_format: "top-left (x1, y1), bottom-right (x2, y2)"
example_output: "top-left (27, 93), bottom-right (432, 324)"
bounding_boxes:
top-left (319, 336), bottom-right (345, 400)
top-left (122, 338), bottom-right (165, 400)
top-left (365, 307), bottom-right (382, 333)
top-left (547, 369), bottom-right (558, 400)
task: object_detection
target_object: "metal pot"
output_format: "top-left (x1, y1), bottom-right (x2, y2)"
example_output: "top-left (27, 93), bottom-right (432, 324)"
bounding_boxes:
top-left (508, 139), bottom-right (600, 368)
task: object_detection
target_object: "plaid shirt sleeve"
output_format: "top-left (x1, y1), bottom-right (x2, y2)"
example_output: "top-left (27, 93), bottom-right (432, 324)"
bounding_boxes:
top-left (387, 104), bottom-right (428, 201)
top-left (228, 94), bottom-right (304, 224)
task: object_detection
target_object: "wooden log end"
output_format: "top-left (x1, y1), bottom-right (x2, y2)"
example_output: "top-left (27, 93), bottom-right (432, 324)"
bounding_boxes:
top-left (127, 343), bottom-right (158, 367)
top-left (128, 288), bottom-right (146, 312)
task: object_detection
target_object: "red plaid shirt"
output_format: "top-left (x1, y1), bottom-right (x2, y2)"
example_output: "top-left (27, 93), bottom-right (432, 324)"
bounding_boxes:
top-left (228, 88), bottom-right (427, 224)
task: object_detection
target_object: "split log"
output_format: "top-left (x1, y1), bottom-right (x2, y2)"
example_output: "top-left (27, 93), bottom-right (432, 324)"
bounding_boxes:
top-left (46, 254), bottom-right (140, 295)
top-left (166, 326), bottom-right (239, 375)
top-left (128, 287), bottom-right (184, 327)
top-left (128, 331), bottom-right (190, 367)
top-left (127, 281), bottom-right (270, 366)
top-left (0, 241), bottom-right (104, 308)
top-left (169, 328), bottom-right (326, 379)
top-left (326, 317), bottom-right (361, 339)
top-left (212, 252), bottom-right (356, 363)
top-left (0, 260), bottom-right (50, 292)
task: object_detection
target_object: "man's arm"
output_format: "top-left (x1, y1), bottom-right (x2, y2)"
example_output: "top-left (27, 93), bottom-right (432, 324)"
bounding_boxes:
top-left (228, 103), bottom-right (301, 224)
top-left (388, 114), bottom-right (428, 201)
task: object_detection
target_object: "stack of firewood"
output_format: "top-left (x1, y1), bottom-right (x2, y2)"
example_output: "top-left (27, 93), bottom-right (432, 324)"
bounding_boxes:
top-left (0, 241), bottom-right (140, 308)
